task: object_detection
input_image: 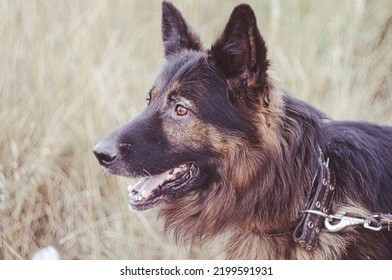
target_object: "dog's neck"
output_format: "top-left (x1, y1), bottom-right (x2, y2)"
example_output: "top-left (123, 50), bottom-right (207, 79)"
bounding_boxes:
top-left (246, 94), bottom-right (326, 233)
top-left (250, 148), bottom-right (336, 250)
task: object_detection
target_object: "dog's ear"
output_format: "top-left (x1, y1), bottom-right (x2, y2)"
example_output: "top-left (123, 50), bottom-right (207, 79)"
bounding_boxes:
top-left (162, 1), bottom-right (202, 57)
top-left (209, 4), bottom-right (269, 98)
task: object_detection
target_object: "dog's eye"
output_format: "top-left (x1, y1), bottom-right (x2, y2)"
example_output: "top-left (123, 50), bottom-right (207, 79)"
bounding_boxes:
top-left (175, 104), bottom-right (189, 116)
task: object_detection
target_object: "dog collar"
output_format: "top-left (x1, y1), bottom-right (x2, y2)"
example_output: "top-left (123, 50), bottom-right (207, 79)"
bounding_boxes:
top-left (292, 148), bottom-right (336, 251)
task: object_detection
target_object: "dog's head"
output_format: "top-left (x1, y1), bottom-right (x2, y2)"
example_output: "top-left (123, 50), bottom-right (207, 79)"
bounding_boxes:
top-left (93, 2), bottom-right (271, 212)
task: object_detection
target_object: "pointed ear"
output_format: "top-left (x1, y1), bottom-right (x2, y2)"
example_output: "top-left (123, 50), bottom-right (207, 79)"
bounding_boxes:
top-left (162, 1), bottom-right (203, 57)
top-left (210, 4), bottom-right (269, 85)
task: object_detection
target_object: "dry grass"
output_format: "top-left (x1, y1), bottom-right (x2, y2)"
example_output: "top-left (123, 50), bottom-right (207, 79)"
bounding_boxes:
top-left (1, 0), bottom-right (391, 259)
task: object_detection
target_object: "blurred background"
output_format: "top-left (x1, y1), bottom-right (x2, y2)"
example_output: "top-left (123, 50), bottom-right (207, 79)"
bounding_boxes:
top-left (1, 0), bottom-right (391, 259)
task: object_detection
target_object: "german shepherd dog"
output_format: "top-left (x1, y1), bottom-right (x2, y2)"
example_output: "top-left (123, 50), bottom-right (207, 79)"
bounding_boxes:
top-left (93, 2), bottom-right (392, 259)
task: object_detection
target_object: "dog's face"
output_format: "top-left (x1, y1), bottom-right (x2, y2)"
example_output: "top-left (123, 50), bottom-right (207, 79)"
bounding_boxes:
top-left (93, 2), bottom-right (269, 211)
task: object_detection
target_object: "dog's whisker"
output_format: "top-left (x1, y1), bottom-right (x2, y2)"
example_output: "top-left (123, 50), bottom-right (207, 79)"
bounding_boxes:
top-left (142, 169), bottom-right (152, 177)
top-left (217, 167), bottom-right (229, 190)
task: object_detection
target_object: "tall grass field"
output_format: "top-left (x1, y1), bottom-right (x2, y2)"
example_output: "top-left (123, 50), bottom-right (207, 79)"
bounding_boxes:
top-left (1, 0), bottom-right (391, 259)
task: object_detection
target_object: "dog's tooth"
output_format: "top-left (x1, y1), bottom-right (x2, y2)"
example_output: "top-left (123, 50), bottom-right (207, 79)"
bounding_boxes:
top-left (173, 167), bottom-right (182, 174)
top-left (141, 189), bottom-right (150, 198)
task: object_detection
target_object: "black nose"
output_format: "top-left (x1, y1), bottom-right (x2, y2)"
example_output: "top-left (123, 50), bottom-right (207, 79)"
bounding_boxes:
top-left (93, 140), bottom-right (119, 166)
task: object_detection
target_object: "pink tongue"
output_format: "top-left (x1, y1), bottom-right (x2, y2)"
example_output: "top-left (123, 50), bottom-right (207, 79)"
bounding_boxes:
top-left (130, 169), bottom-right (172, 193)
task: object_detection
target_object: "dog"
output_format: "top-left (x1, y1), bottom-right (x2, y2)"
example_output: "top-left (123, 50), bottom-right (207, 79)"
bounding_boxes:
top-left (93, 2), bottom-right (392, 259)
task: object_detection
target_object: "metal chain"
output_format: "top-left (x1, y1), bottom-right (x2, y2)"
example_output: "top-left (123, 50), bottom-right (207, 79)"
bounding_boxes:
top-left (375, 213), bottom-right (392, 231)
top-left (302, 210), bottom-right (392, 233)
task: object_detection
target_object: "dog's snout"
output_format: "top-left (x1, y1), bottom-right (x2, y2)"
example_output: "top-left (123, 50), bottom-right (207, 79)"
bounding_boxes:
top-left (93, 140), bottom-right (119, 166)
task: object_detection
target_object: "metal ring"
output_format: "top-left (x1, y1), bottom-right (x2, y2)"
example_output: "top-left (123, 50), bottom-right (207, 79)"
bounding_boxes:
top-left (307, 221), bottom-right (314, 228)
top-left (315, 201), bottom-right (321, 208)
top-left (305, 245), bottom-right (314, 251)
top-left (322, 179), bottom-right (328, 185)
top-left (329, 184), bottom-right (335, 191)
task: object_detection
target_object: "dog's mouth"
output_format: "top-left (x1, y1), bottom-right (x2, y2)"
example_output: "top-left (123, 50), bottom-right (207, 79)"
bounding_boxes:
top-left (127, 162), bottom-right (199, 211)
